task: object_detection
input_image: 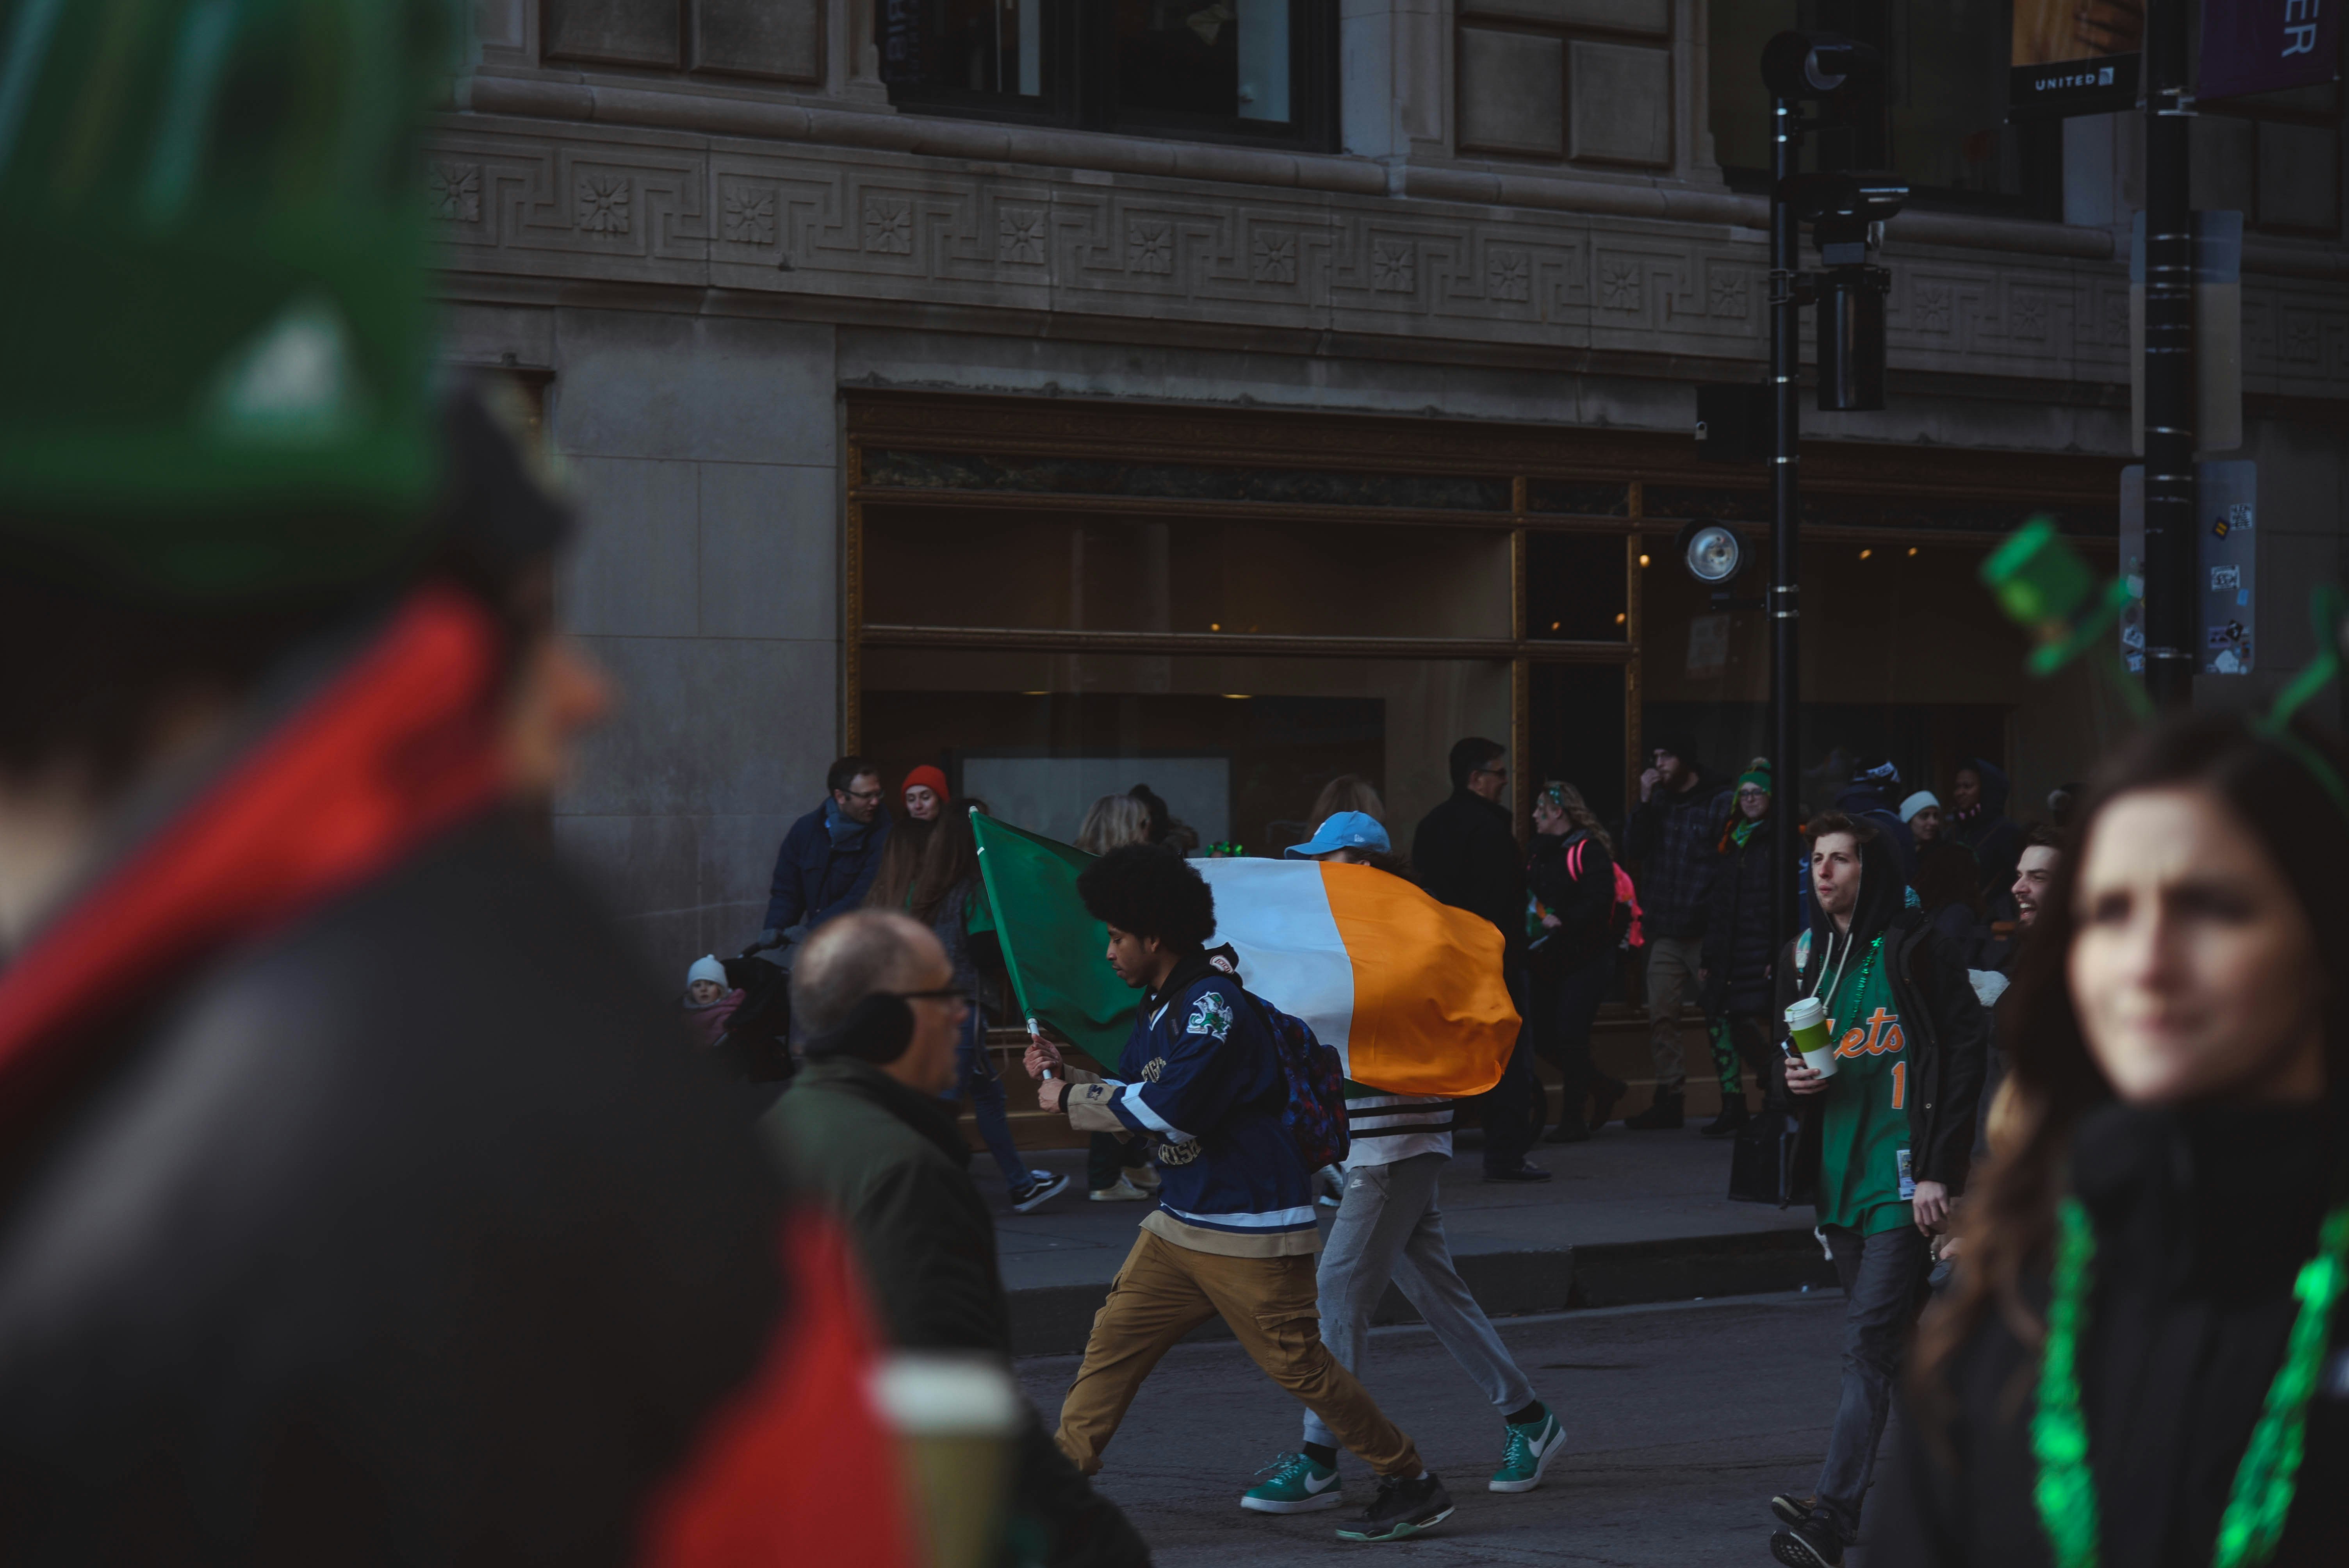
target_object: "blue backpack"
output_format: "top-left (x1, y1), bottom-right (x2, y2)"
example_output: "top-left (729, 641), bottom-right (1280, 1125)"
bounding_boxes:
top-left (1240, 990), bottom-right (1351, 1171)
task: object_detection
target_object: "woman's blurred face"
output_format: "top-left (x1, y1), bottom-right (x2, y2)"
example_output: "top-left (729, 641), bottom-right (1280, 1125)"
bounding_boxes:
top-left (1738, 786), bottom-right (1769, 822)
top-left (1532, 796), bottom-right (1567, 836)
top-left (2069, 786), bottom-right (2327, 1107)
top-left (1910, 805), bottom-right (1941, 842)
top-left (904, 784), bottom-right (940, 821)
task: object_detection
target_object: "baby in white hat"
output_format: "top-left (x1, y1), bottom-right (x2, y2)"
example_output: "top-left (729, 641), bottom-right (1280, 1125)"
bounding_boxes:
top-left (681, 955), bottom-right (743, 1046)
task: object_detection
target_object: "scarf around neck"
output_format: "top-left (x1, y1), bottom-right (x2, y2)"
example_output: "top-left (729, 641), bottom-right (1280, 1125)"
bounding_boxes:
top-left (0, 585), bottom-right (508, 1135)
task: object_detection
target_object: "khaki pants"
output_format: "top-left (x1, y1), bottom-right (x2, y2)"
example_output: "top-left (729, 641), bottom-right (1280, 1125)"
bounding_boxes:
top-left (1054, 1229), bottom-right (1422, 1479)
top-left (1644, 933), bottom-right (1703, 1092)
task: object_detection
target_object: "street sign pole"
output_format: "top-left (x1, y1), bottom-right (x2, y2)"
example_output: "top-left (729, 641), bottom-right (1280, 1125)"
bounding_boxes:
top-left (2141, 0), bottom-right (2196, 709)
top-left (1770, 89), bottom-right (1802, 956)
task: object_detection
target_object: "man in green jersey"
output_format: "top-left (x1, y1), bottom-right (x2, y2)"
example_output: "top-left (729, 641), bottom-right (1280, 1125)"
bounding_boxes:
top-left (1766, 814), bottom-right (1991, 1568)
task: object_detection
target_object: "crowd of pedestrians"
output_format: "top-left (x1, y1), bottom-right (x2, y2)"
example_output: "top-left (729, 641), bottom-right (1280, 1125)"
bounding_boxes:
top-left (14, 7), bottom-right (2345, 1562)
top-left (661, 723), bottom-right (2125, 1561)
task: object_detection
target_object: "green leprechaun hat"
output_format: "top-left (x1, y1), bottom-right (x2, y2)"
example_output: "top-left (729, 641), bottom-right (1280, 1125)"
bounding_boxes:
top-left (0, 0), bottom-right (458, 599)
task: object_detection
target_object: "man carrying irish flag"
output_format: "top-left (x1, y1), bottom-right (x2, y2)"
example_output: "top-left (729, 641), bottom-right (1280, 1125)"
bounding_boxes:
top-left (1243, 812), bottom-right (1567, 1513)
top-left (1022, 845), bottom-right (1455, 1544)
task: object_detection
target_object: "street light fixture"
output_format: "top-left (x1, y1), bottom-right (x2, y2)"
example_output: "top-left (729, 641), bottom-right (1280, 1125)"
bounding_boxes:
top-left (1678, 521), bottom-right (1746, 587)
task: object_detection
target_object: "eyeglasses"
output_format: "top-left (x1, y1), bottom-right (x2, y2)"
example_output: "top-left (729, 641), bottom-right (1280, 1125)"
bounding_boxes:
top-left (843, 786), bottom-right (885, 803)
top-left (1474, 764), bottom-right (1508, 779)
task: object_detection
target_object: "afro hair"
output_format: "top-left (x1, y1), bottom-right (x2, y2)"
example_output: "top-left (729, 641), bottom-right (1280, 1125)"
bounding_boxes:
top-left (1076, 843), bottom-right (1217, 951)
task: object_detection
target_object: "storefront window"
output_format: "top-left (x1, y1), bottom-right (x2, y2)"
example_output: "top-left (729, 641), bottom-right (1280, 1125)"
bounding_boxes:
top-left (862, 650), bottom-right (1509, 852)
top-left (863, 510), bottom-right (1511, 639)
top-left (1638, 534), bottom-right (2119, 817)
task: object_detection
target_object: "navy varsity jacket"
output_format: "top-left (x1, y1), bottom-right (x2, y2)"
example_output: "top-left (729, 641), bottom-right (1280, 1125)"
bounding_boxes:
top-left (1068, 960), bottom-right (1318, 1258)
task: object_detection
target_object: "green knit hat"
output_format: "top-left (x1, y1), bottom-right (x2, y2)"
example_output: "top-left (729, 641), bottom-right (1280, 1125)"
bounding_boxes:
top-left (1736, 766), bottom-right (1772, 793)
top-left (0, 0), bottom-right (457, 599)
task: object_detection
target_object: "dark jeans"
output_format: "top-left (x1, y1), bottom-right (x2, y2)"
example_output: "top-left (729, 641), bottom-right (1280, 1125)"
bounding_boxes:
top-left (1087, 1132), bottom-right (1150, 1191)
top-left (940, 1009), bottom-right (1030, 1191)
top-left (1478, 966), bottom-right (1538, 1169)
top-left (1534, 948), bottom-right (1616, 1132)
top-left (1814, 1221), bottom-right (1933, 1538)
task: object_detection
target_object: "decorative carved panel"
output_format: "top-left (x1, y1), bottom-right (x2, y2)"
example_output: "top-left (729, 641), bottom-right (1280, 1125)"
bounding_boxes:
top-left (420, 119), bottom-right (2349, 405)
top-left (1458, 27), bottom-right (1565, 159)
top-left (1568, 40), bottom-right (1670, 167)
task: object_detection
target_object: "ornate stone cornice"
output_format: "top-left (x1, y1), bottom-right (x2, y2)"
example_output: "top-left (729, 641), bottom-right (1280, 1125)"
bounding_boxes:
top-left (425, 104), bottom-right (2349, 403)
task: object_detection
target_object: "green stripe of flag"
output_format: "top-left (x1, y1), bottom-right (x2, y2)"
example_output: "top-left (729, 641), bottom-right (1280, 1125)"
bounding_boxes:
top-left (970, 811), bottom-right (1137, 1069)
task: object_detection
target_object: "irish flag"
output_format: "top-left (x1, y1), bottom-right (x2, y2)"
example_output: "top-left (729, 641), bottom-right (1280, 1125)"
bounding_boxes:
top-left (971, 814), bottom-right (1517, 1097)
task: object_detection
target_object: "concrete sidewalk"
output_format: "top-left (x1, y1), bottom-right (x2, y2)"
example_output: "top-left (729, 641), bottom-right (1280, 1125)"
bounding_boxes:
top-left (977, 1123), bottom-right (1833, 1356)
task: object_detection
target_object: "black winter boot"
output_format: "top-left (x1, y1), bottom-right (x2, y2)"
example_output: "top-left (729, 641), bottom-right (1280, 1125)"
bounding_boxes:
top-left (1623, 1088), bottom-right (1684, 1131)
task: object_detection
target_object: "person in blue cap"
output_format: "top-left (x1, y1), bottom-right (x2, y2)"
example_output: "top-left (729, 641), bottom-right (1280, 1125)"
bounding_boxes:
top-left (1241, 814), bottom-right (1567, 1513)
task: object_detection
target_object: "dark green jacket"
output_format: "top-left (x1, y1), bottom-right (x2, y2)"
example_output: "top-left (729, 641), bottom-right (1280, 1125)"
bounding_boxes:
top-left (761, 1056), bottom-right (1009, 1357)
top-left (762, 1057), bottom-right (1154, 1568)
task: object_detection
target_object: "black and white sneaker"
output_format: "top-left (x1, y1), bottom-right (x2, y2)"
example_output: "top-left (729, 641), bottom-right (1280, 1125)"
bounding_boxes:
top-left (1769, 1513), bottom-right (1844, 1568)
top-left (1769, 1495), bottom-right (1814, 1530)
top-left (1009, 1171), bottom-right (1071, 1212)
top-left (1335, 1473), bottom-right (1453, 1543)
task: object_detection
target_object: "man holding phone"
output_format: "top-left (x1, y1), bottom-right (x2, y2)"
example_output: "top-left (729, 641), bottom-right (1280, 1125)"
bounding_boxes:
top-left (1766, 814), bottom-right (1991, 1568)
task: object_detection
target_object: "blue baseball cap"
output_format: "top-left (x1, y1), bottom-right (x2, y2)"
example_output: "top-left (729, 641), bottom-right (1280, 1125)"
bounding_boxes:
top-left (1285, 811), bottom-right (1391, 859)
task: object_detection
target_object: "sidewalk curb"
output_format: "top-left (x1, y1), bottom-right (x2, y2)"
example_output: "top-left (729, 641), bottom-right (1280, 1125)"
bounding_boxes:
top-left (1007, 1226), bottom-right (1837, 1358)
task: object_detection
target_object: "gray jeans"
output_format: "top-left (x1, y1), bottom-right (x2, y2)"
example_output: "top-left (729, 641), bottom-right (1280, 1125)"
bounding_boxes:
top-left (1300, 1152), bottom-right (1538, 1448)
top-left (1813, 1222), bottom-right (1932, 1538)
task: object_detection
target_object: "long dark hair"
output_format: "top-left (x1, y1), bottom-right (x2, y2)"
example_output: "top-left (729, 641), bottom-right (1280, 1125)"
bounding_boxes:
top-left (863, 814), bottom-right (935, 912)
top-left (1915, 711), bottom-right (2349, 1392)
top-left (909, 798), bottom-right (984, 925)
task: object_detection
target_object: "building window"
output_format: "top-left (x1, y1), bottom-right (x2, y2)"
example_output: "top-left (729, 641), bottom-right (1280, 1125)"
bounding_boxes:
top-left (1708, 0), bottom-right (2062, 217)
top-left (542, 0), bottom-right (823, 83)
top-left (878, 0), bottom-right (1336, 149)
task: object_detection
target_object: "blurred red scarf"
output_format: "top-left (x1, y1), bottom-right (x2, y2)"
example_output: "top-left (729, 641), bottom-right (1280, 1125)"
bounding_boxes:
top-left (0, 585), bottom-right (508, 1112)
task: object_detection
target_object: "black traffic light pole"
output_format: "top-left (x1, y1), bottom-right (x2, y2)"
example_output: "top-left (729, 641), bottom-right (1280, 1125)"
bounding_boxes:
top-left (2141, 0), bottom-right (2196, 709)
top-left (1770, 91), bottom-right (1802, 962)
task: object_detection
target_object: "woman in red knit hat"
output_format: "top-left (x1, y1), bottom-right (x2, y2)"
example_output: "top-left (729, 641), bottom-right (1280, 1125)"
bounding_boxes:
top-left (902, 765), bottom-right (949, 824)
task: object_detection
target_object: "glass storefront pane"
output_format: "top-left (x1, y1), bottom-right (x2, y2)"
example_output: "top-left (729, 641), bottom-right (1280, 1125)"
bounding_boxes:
top-left (863, 509), bottom-right (1512, 638)
top-left (862, 649), bottom-right (1508, 852)
top-left (1115, 0), bottom-right (1295, 127)
top-left (1637, 535), bottom-right (2124, 816)
top-left (1529, 662), bottom-right (1627, 827)
top-left (1528, 531), bottom-right (1629, 641)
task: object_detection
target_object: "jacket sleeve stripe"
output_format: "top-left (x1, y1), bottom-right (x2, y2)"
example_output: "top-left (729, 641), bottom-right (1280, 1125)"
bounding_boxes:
top-left (1112, 1084), bottom-right (1192, 1143)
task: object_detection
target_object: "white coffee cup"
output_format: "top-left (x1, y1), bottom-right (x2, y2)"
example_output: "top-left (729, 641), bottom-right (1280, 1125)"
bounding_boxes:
top-left (1783, 994), bottom-right (1839, 1078)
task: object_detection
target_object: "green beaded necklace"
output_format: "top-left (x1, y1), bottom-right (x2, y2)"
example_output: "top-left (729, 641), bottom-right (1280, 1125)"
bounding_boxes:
top-left (2031, 1196), bottom-right (2349, 1568)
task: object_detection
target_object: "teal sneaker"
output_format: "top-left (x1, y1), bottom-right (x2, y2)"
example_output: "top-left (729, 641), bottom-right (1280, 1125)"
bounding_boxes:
top-left (1488, 1409), bottom-right (1565, 1493)
top-left (1240, 1451), bottom-right (1343, 1513)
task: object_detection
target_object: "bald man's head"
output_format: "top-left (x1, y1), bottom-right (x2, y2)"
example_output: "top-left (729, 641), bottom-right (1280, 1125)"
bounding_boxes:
top-left (790, 911), bottom-right (966, 1095)
top-left (792, 911), bottom-right (935, 1038)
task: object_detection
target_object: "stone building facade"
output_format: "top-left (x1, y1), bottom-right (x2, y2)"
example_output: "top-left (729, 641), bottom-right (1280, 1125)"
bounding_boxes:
top-left (433, 1), bottom-right (2349, 968)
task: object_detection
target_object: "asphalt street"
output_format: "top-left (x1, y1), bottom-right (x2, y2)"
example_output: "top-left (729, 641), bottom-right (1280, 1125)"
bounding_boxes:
top-left (1018, 1288), bottom-right (1863, 1567)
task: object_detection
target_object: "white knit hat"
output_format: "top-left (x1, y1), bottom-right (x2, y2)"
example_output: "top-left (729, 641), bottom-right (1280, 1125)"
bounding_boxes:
top-left (1898, 790), bottom-right (1941, 824)
top-left (686, 954), bottom-right (727, 989)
